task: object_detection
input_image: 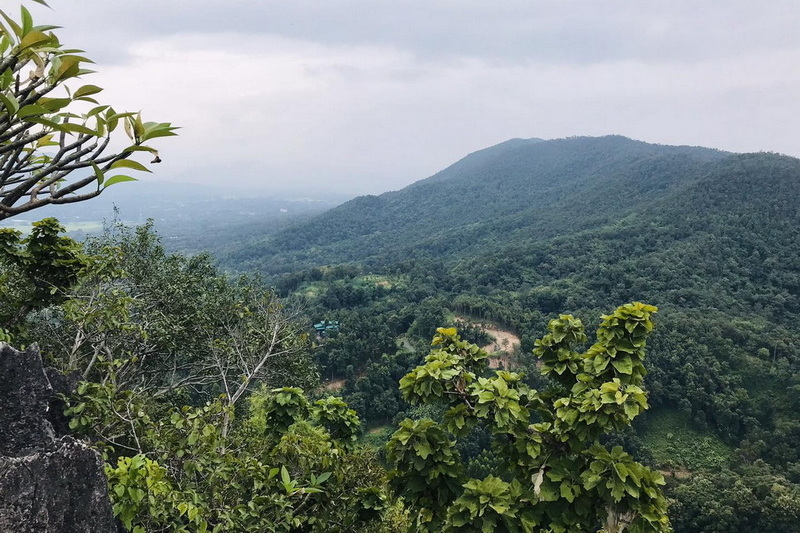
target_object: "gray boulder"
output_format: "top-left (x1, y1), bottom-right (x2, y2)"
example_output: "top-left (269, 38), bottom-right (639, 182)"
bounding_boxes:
top-left (0, 343), bottom-right (117, 533)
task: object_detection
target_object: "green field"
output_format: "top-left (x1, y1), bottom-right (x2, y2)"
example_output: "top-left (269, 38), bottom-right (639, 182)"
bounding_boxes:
top-left (638, 408), bottom-right (733, 471)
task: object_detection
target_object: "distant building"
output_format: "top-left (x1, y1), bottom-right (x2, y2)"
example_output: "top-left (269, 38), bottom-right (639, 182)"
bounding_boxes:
top-left (313, 320), bottom-right (340, 337)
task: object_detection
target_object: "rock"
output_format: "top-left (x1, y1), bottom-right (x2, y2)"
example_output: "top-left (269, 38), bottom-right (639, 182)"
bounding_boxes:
top-left (0, 343), bottom-right (117, 533)
top-left (0, 438), bottom-right (117, 532)
top-left (0, 344), bottom-right (55, 457)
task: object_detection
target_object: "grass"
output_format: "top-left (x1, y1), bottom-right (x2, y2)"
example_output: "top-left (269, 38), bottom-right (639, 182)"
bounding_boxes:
top-left (355, 274), bottom-right (407, 290)
top-left (360, 424), bottom-right (394, 449)
top-left (637, 408), bottom-right (733, 471)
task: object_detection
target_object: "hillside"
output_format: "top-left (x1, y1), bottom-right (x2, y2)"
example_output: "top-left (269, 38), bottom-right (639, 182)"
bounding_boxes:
top-left (214, 136), bottom-right (800, 532)
top-left (224, 136), bottom-right (730, 273)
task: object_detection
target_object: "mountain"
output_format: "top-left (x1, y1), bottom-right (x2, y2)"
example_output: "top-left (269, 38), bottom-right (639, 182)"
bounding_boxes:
top-left (222, 136), bottom-right (739, 273)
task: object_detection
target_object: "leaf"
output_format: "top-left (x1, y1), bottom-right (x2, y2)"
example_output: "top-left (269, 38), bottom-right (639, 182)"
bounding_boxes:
top-left (611, 356), bottom-right (633, 375)
top-left (36, 97), bottom-right (71, 112)
top-left (0, 92), bottom-right (20, 114)
top-left (73, 84), bottom-right (103, 98)
top-left (17, 104), bottom-right (48, 118)
top-left (110, 159), bottom-right (151, 172)
top-left (280, 465), bottom-right (291, 485)
top-left (103, 175), bottom-right (138, 188)
top-left (91, 161), bottom-right (104, 186)
top-left (613, 462), bottom-right (628, 481)
top-left (623, 401), bottom-right (639, 420)
top-left (20, 6), bottom-right (33, 35)
top-left (1, 11), bottom-right (23, 39)
top-left (18, 29), bottom-right (50, 51)
top-left (123, 116), bottom-right (134, 140)
top-left (533, 466), bottom-right (545, 496)
top-left (55, 122), bottom-right (98, 136)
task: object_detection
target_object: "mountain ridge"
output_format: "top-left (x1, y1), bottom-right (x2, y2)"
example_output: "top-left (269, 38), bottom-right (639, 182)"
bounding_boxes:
top-left (223, 135), bottom-right (745, 273)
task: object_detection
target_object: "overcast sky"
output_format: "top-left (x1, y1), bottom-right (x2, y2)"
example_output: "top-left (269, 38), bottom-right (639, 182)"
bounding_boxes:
top-left (22, 1), bottom-right (800, 196)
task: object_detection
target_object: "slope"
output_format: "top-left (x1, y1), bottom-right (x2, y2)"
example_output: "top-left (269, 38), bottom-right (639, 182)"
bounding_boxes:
top-left (223, 136), bottom-right (728, 273)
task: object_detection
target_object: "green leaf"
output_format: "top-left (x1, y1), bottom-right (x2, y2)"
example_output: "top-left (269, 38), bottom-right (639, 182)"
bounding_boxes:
top-left (91, 161), bottom-right (104, 186)
top-left (613, 462), bottom-right (628, 481)
top-left (55, 122), bottom-right (98, 136)
top-left (611, 356), bottom-right (633, 375)
top-left (73, 84), bottom-right (103, 98)
top-left (20, 6), bottom-right (33, 35)
top-left (36, 97), bottom-right (72, 112)
top-left (0, 92), bottom-right (20, 115)
top-left (103, 175), bottom-right (138, 188)
top-left (18, 29), bottom-right (50, 51)
top-left (110, 158), bottom-right (151, 173)
top-left (1, 11), bottom-right (23, 39)
top-left (17, 104), bottom-right (48, 118)
top-left (53, 56), bottom-right (82, 81)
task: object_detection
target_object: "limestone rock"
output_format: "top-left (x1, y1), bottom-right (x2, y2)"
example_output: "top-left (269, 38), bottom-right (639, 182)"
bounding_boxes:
top-left (0, 343), bottom-right (117, 533)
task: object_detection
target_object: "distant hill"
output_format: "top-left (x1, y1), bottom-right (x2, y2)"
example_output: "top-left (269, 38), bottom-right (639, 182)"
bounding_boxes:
top-left (219, 136), bottom-right (800, 532)
top-left (224, 135), bottom-right (733, 273)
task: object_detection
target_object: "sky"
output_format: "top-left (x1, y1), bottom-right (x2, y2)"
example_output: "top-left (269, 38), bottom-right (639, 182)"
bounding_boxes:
top-left (19, 0), bottom-right (800, 197)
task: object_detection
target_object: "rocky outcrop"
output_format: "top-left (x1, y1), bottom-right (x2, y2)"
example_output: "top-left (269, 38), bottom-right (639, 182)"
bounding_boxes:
top-left (0, 343), bottom-right (116, 533)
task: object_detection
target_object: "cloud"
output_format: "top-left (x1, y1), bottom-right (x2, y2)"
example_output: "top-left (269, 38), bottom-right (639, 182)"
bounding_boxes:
top-left (16, 0), bottom-right (800, 195)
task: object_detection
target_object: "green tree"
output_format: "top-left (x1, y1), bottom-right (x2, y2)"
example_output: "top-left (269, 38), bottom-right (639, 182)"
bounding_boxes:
top-left (0, 1), bottom-right (176, 220)
top-left (0, 217), bottom-right (83, 338)
top-left (67, 385), bottom-right (391, 533)
top-left (23, 221), bottom-right (318, 402)
top-left (387, 302), bottom-right (669, 533)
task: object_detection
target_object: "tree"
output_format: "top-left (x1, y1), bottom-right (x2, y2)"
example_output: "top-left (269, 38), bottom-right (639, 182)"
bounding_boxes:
top-left (0, 1), bottom-right (176, 220)
top-left (0, 216), bottom-right (84, 338)
top-left (70, 386), bottom-right (391, 533)
top-left (387, 302), bottom-right (669, 533)
top-left (22, 221), bottom-right (318, 401)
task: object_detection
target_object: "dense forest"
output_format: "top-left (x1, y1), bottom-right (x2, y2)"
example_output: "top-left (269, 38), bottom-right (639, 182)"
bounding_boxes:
top-left (206, 136), bottom-right (800, 532)
top-left (4, 130), bottom-right (800, 531)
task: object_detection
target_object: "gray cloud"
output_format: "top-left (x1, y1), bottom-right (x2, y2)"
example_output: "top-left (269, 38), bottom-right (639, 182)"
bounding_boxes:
top-left (15, 1), bottom-right (800, 196)
top-left (44, 1), bottom-right (800, 64)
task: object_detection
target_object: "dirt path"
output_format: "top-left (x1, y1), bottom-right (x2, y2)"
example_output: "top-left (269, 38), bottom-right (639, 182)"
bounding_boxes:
top-left (323, 379), bottom-right (346, 391)
top-left (455, 317), bottom-right (521, 369)
top-left (660, 468), bottom-right (692, 480)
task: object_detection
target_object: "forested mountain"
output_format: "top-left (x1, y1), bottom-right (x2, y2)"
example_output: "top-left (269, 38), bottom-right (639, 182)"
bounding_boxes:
top-left (215, 135), bottom-right (800, 532)
top-left (224, 135), bottom-right (731, 273)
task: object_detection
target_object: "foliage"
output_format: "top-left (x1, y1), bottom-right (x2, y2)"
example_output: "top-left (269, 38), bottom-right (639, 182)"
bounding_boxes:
top-left (17, 221), bottom-right (318, 400)
top-left (668, 461), bottom-right (800, 533)
top-left (66, 380), bottom-right (391, 532)
top-left (0, 217), bottom-right (83, 337)
top-left (312, 395), bottom-right (362, 445)
top-left (0, 1), bottom-right (176, 220)
top-left (215, 136), bottom-right (800, 531)
top-left (387, 303), bottom-right (669, 533)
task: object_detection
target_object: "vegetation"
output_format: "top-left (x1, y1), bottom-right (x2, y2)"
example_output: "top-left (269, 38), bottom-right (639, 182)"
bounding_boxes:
top-left (205, 136), bottom-right (800, 532)
top-left (0, 1), bottom-right (176, 220)
top-left (1, 4), bottom-right (799, 531)
top-left (2, 221), bottom-right (397, 532)
top-left (388, 304), bottom-right (669, 533)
